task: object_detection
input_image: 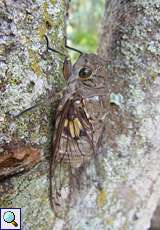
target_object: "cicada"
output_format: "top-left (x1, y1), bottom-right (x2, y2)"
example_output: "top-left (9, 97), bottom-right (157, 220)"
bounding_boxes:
top-left (45, 36), bottom-right (108, 215)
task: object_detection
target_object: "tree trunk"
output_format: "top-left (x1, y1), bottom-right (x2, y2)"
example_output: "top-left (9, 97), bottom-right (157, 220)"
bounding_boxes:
top-left (51, 0), bottom-right (160, 230)
top-left (0, 0), bottom-right (66, 229)
top-left (97, 0), bottom-right (160, 229)
top-left (54, 0), bottom-right (160, 229)
top-left (1, 0), bottom-right (160, 230)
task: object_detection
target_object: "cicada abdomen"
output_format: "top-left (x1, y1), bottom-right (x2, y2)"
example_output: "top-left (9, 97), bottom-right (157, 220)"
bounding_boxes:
top-left (49, 52), bottom-right (108, 216)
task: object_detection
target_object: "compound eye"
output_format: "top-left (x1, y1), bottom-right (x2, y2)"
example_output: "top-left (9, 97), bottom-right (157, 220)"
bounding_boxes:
top-left (79, 67), bottom-right (92, 80)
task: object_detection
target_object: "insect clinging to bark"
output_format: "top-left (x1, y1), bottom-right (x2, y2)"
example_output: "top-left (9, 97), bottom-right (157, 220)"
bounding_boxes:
top-left (45, 35), bottom-right (108, 215)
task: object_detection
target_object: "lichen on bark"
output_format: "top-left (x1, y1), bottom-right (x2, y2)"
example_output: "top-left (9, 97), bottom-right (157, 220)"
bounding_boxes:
top-left (0, 0), bottom-right (66, 229)
top-left (0, 0), bottom-right (66, 145)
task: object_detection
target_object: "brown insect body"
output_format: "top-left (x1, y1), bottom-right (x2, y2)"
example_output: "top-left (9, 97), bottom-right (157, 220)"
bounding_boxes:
top-left (50, 53), bottom-right (108, 215)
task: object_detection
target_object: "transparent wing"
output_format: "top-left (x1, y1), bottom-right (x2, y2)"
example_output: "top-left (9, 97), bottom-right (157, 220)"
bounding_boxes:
top-left (49, 99), bottom-right (95, 215)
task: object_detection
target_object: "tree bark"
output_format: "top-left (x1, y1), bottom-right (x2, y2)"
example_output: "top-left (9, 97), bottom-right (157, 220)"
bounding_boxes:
top-left (0, 0), bottom-right (66, 229)
top-left (97, 0), bottom-right (160, 229)
top-left (54, 0), bottom-right (160, 229)
top-left (1, 0), bottom-right (160, 230)
top-left (54, 0), bottom-right (160, 230)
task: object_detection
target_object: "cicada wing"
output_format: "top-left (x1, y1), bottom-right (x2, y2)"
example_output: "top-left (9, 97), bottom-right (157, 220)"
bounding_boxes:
top-left (49, 100), bottom-right (70, 213)
top-left (49, 99), bottom-right (95, 215)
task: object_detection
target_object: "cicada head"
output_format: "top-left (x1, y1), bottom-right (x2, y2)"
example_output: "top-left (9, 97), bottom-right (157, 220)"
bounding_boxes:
top-left (66, 53), bottom-right (108, 98)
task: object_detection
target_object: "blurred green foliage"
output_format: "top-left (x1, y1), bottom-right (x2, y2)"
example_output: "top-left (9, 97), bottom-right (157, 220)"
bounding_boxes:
top-left (67, 0), bottom-right (105, 57)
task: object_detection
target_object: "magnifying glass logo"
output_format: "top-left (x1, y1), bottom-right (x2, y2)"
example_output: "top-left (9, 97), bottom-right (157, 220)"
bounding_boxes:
top-left (3, 211), bottom-right (18, 227)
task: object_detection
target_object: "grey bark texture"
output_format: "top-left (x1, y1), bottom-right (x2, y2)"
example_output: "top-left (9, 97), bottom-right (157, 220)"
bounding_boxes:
top-left (97, 0), bottom-right (160, 230)
top-left (0, 0), bottom-right (66, 229)
top-left (1, 0), bottom-right (160, 230)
